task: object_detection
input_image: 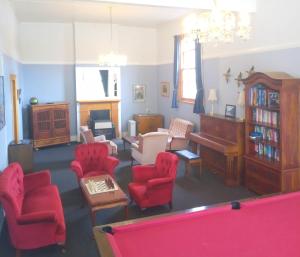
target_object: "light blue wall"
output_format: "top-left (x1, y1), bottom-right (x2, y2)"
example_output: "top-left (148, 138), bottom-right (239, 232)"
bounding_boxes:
top-left (0, 54), bottom-right (23, 170)
top-left (21, 64), bottom-right (159, 137)
top-left (22, 64), bottom-right (76, 137)
top-left (157, 47), bottom-right (300, 131)
top-left (120, 65), bottom-right (158, 131)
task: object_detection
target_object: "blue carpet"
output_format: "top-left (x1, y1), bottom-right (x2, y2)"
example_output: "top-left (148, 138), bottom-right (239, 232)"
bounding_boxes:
top-left (0, 142), bottom-right (255, 257)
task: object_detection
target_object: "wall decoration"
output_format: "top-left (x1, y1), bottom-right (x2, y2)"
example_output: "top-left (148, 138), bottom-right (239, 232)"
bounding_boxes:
top-left (225, 104), bottom-right (236, 118)
top-left (0, 76), bottom-right (5, 130)
top-left (160, 81), bottom-right (170, 97)
top-left (223, 68), bottom-right (231, 83)
top-left (133, 84), bottom-right (146, 102)
top-left (235, 72), bottom-right (243, 87)
top-left (246, 66), bottom-right (255, 76)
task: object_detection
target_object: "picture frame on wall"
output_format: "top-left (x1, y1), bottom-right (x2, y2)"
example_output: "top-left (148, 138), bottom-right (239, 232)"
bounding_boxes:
top-left (225, 104), bottom-right (236, 118)
top-left (0, 76), bottom-right (5, 130)
top-left (160, 81), bottom-right (170, 97)
top-left (133, 84), bottom-right (146, 102)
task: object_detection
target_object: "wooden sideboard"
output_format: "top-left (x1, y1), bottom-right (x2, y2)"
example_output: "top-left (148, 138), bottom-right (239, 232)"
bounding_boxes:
top-left (31, 102), bottom-right (70, 148)
top-left (133, 114), bottom-right (164, 134)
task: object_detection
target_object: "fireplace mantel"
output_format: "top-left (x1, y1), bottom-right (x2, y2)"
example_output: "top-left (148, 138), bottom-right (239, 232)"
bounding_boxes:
top-left (77, 99), bottom-right (120, 138)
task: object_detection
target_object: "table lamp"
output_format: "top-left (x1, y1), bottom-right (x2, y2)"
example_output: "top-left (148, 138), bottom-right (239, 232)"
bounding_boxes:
top-left (208, 89), bottom-right (217, 115)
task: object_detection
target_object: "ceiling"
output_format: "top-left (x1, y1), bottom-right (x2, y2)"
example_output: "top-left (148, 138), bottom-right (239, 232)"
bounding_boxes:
top-left (11, 0), bottom-right (256, 27)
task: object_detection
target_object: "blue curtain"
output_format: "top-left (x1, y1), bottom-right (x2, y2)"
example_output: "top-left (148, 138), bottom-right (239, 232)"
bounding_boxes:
top-left (193, 38), bottom-right (205, 114)
top-left (171, 35), bottom-right (181, 108)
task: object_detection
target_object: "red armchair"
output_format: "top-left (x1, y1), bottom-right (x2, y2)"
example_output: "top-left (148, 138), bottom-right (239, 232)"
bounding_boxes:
top-left (0, 163), bottom-right (66, 256)
top-left (70, 143), bottom-right (119, 182)
top-left (128, 152), bottom-right (179, 209)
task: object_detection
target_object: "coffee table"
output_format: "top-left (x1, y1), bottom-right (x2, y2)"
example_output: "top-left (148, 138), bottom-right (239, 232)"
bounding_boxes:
top-left (80, 175), bottom-right (128, 226)
top-left (122, 135), bottom-right (137, 150)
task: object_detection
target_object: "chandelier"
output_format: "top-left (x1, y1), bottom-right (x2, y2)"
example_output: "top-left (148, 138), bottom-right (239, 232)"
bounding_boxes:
top-left (184, 2), bottom-right (251, 43)
top-left (99, 7), bottom-right (127, 66)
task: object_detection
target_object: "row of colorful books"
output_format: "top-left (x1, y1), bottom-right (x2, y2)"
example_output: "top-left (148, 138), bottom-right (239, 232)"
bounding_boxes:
top-left (254, 142), bottom-right (280, 161)
top-left (254, 125), bottom-right (279, 143)
top-left (252, 108), bottom-right (279, 127)
top-left (249, 85), bottom-right (280, 108)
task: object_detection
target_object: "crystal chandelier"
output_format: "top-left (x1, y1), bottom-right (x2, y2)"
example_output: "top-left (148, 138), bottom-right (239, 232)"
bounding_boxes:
top-left (99, 7), bottom-right (127, 66)
top-left (184, 2), bottom-right (252, 43)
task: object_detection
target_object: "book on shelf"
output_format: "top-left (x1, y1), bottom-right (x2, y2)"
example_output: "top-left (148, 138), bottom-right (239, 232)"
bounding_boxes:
top-left (253, 125), bottom-right (279, 142)
top-left (249, 85), bottom-right (280, 108)
top-left (253, 141), bottom-right (280, 161)
top-left (252, 108), bottom-right (279, 127)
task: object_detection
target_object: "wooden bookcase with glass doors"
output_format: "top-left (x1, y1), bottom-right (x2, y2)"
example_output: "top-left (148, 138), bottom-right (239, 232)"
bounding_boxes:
top-left (243, 72), bottom-right (300, 194)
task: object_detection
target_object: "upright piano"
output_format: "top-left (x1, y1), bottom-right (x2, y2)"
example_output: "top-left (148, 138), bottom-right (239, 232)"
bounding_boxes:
top-left (189, 114), bottom-right (245, 186)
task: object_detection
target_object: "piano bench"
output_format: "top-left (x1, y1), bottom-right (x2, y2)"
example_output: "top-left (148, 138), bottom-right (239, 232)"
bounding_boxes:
top-left (175, 150), bottom-right (202, 177)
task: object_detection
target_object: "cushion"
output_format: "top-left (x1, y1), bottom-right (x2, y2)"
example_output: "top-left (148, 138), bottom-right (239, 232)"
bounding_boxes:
top-left (22, 185), bottom-right (65, 234)
top-left (83, 170), bottom-right (109, 178)
top-left (82, 130), bottom-right (95, 143)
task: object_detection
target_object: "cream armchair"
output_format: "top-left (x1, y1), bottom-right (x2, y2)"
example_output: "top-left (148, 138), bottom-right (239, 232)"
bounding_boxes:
top-left (80, 126), bottom-right (118, 155)
top-left (158, 118), bottom-right (194, 151)
top-left (131, 132), bottom-right (169, 165)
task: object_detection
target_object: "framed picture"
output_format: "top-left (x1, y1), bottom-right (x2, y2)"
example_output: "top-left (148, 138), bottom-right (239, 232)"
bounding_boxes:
top-left (0, 76), bottom-right (5, 130)
top-left (133, 84), bottom-right (146, 102)
top-left (225, 104), bottom-right (236, 118)
top-left (160, 81), bottom-right (170, 97)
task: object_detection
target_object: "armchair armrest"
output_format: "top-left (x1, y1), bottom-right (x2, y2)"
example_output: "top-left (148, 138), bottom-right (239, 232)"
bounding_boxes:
top-left (70, 160), bottom-right (83, 178)
top-left (147, 177), bottom-right (173, 189)
top-left (157, 128), bottom-right (169, 133)
top-left (24, 170), bottom-right (51, 193)
top-left (17, 211), bottom-right (57, 225)
top-left (103, 156), bottom-right (119, 177)
top-left (94, 135), bottom-right (106, 142)
top-left (132, 165), bottom-right (156, 183)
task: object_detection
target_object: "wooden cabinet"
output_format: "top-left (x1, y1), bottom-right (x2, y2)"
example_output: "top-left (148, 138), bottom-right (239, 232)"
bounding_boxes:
top-left (133, 114), bottom-right (164, 134)
top-left (31, 103), bottom-right (70, 148)
top-left (243, 72), bottom-right (300, 194)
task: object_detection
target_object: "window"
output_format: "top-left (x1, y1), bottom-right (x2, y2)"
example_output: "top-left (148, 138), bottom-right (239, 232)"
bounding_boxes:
top-left (179, 36), bottom-right (197, 103)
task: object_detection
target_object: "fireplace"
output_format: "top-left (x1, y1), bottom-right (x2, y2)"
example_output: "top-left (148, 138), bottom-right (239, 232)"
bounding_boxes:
top-left (77, 99), bottom-right (120, 139)
top-left (89, 109), bottom-right (115, 139)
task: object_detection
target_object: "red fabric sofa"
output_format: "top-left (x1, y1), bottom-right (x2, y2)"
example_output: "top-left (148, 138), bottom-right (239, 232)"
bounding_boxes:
top-left (128, 152), bottom-right (179, 209)
top-left (70, 143), bottom-right (119, 181)
top-left (0, 163), bottom-right (66, 253)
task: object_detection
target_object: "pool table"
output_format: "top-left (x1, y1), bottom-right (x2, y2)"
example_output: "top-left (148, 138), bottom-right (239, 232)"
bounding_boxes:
top-left (93, 192), bottom-right (300, 257)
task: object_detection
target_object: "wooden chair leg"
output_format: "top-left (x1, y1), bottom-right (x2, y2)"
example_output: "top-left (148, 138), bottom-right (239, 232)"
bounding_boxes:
top-left (15, 249), bottom-right (21, 257)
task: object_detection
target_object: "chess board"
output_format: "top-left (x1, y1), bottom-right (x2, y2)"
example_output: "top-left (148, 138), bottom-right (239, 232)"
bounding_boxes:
top-left (85, 179), bottom-right (118, 195)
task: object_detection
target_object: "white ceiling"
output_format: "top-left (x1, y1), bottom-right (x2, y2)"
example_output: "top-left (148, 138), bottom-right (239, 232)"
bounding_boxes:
top-left (11, 0), bottom-right (256, 27)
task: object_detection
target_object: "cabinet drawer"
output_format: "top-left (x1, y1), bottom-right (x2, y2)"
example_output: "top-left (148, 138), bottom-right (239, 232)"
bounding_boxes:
top-left (245, 160), bottom-right (280, 194)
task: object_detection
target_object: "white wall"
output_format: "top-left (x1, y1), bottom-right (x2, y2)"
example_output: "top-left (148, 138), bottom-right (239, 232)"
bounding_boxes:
top-left (19, 22), bottom-right (157, 65)
top-left (19, 23), bottom-right (74, 64)
top-left (0, 0), bottom-right (19, 60)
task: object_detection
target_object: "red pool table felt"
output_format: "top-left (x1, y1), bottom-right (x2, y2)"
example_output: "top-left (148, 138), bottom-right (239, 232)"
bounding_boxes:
top-left (97, 192), bottom-right (300, 257)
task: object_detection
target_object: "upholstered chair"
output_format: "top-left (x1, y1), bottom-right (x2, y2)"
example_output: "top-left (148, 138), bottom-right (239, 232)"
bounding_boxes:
top-left (131, 132), bottom-right (169, 165)
top-left (0, 163), bottom-right (66, 257)
top-left (158, 118), bottom-right (194, 151)
top-left (80, 126), bottom-right (118, 155)
top-left (70, 143), bottom-right (119, 182)
top-left (128, 152), bottom-right (179, 209)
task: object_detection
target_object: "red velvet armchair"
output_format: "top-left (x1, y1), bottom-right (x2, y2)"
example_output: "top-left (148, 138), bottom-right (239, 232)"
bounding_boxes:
top-left (70, 143), bottom-right (119, 182)
top-left (0, 163), bottom-right (66, 256)
top-left (128, 152), bottom-right (179, 209)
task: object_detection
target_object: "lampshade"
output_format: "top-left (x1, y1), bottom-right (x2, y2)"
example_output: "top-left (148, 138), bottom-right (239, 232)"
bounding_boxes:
top-left (237, 90), bottom-right (245, 106)
top-left (208, 89), bottom-right (217, 102)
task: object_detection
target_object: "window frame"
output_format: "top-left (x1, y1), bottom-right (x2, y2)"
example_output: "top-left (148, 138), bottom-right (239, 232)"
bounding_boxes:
top-left (178, 36), bottom-right (196, 104)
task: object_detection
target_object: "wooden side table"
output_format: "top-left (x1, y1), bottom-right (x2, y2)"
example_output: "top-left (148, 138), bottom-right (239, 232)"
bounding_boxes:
top-left (176, 150), bottom-right (202, 176)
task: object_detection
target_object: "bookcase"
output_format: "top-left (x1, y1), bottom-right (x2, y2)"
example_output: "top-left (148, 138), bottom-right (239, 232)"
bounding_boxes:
top-left (243, 72), bottom-right (300, 194)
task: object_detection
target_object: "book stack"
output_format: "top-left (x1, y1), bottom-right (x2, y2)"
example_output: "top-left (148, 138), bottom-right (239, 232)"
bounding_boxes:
top-left (254, 126), bottom-right (279, 142)
top-left (252, 108), bottom-right (279, 127)
top-left (249, 85), bottom-right (267, 106)
top-left (254, 143), bottom-right (280, 161)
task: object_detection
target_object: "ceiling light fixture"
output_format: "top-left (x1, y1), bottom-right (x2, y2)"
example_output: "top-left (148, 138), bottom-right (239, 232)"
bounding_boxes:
top-left (184, 1), bottom-right (252, 43)
top-left (99, 7), bottom-right (127, 66)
